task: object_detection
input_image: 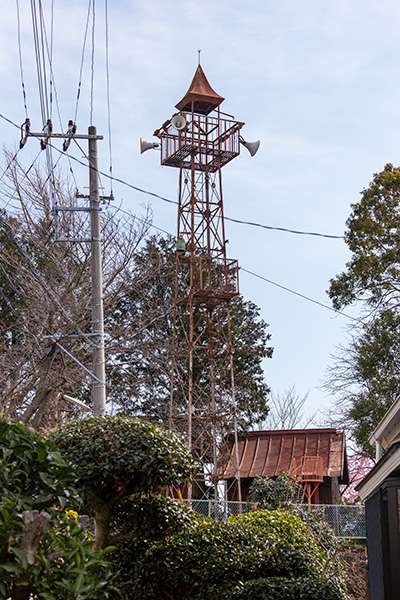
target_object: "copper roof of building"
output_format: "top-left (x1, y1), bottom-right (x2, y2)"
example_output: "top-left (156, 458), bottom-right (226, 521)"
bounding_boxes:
top-left (218, 428), bottom-right (349, 483)
top-left (175, 65), bottom-right (224, 115)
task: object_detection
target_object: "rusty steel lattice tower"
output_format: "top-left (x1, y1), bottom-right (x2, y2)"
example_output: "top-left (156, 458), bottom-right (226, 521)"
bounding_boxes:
top-left (153, 65), bottom-right (258, 501)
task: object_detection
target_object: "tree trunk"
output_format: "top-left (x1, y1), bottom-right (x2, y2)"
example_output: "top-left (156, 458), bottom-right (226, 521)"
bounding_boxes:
top-left (20, 346), bottom-right (56, 424)
top-left (93, 500), bottom-right (112, 551)
top-left (11, 510), bottom-right (51, 600)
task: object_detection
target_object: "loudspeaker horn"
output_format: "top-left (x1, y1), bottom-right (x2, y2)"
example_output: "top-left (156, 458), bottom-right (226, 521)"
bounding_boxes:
top-left (140, 138), bottom-right (159, 154)
top-left (240, 137), bottom-right (260, 157)
top-left (171, 114), bottom-right (187, 131)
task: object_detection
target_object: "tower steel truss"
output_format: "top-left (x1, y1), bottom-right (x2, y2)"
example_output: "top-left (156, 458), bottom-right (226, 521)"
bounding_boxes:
top-left (154, 65), bottom-right (247, 501)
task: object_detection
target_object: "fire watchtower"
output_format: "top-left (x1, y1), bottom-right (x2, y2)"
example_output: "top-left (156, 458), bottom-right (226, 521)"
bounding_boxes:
top-left (151, 64), bottom-right (259, 501)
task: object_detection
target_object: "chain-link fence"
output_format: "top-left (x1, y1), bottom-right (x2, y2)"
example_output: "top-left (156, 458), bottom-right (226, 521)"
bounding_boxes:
top-left (183, 500), bottom-right (366, 539)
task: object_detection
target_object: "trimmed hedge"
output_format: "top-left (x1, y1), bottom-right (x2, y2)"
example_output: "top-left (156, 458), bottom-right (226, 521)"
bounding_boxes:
top-left (111, 506), bottom-right (347, 600)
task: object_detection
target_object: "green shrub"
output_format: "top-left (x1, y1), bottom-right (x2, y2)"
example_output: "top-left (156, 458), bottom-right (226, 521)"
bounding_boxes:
top-left (248, 472), bottom-right (303, 509)
top-left (112, 508), bottom-right (347, 600)
top-left (112, 493), bottom-right (202, 541)
top-left (52, 415), bottom-right (200, 550)
top-left (52, 415), bottom-right (199, 500)
top-left (0, 417), bottom-right (115, 599)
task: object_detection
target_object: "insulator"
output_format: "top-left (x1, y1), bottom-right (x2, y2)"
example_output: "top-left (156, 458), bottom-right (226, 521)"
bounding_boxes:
top-left (63, 120), bottom-right (77, 151)
top-left (19, 118), bottom-right (30, 149)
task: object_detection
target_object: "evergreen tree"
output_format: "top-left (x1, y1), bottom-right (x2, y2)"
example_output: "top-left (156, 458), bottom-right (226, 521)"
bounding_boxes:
top-left (0, 157), bottom-right (272, 433)
top-left (107, 235), bottom-right (273, 430)
top-left (327, 164), bottom-right (400, 453)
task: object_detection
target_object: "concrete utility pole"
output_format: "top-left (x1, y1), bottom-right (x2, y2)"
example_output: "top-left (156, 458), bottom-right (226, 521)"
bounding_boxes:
top-left (24, 123), bottom-right (107, 415)
top-left (88, 125), bottom-right (106, 415)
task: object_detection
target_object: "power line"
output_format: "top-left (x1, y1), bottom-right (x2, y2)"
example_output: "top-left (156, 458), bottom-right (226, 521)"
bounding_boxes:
top-left (104, 0), bottom-right (113, 195)
top-left (55, 140), bottom-right (345, 240)
top-left (0, 259), bottom-right (101, 394)
top-left (225, 217), bottom-right (344, 239)
top-left (240, 267), bottom-right (359, 322)
top-left (106, 202), bottom-right (172, 237)
top-left (107, 204), bottom-right (357, 323)
top-left (0, 209), bottom-right (97, 349)
top-left (15, 0), bottom-right (28, 118)
top-left (74, 0), bottom-right (92, 123)
top-left (0, 149), bottom-right (21, 185)
top-left (90, 0), bottom-right (96, 126)
top-left (0, 113), bottom-right (345, 240)
top-left (0, 149), bottom-right (43, 212)
top-left (0, 114), bottom-right (355, 323)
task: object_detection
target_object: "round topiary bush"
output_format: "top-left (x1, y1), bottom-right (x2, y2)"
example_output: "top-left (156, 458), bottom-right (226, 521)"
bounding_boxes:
top-left (52, 415), bottom-right (200, 550)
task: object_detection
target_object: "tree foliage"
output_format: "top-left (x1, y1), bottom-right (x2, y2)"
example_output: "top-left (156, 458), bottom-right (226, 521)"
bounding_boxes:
top-left (0, 417), bottom-right (115, 600)
top-left (52, 415), bottom-right (200, 550)
top-left (112, 509), bottom-right (347, 600)
top-left (261, 385), bottom-right (315, 430)
top-left (327, 164), bottom-right (400, 453)
top-left (329, 164), bottom-right (400, 312)
top-left (0, 155), bottom-right (151, 430)
top-left (247, 472), bottom-right (303, 509)
top-left (108, 235), bottom-right (273, 430)
top-left (0, 157), bottom-right (272, 434)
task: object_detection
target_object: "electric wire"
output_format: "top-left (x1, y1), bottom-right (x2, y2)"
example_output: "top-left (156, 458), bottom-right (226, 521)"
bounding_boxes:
top-left (40, 8), bottom-right (63, 132)
top-left (107, 202), bottom-right (358, 323)
top-left (0, 114), bottom-right (354, 323)
top-left (38, 1), bottom-right (50, 120)
top-left (106, 203), bottom-right (171, 237)
top-left (49, 0), bottom-right (54, 120)
top-left (0, 149), bottom-right (22, 185)
top-left (22, 0), bottom-right (73, 228)
top-left (0, 113), bottom-right (345, 241)
top-left (54, 142), bottom-right (346, 239)
top-left (29, 0), bottom-right (56, 220)
top-left (0, 149), bottom-right (43, 213)
top-left (15, 0), bottom-right (29, 118)
top-left (30, 0), bottom-right (48, 126)
top-left (0, 260), bottom-right (102, 396)
top-left (90, 0), bottom-right (96, 126)
top-left (0, 283), bottom-right (55, 404)
top-left (74, 0), bottom-right (92, 123)
top-left (37, 1), bottom-right (58, 214)
top-left (0, 209), bottom-right (98, 350)
top-left (30, 1), bottom-right (44, 124)
top-left (225, 217), bottom-right (344, 239)
top-left (104, 0), bottom-right (113, 195)
top-left (240, 267), bottom-right (359, 322)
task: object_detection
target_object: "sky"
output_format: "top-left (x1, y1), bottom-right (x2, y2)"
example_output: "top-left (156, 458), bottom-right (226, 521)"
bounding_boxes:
top-left (1, 0), bottom-right (400, 424)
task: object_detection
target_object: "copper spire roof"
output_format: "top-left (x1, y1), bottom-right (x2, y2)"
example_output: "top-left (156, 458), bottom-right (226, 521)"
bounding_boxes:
top-left (175, 65), bottom-right (224, 116)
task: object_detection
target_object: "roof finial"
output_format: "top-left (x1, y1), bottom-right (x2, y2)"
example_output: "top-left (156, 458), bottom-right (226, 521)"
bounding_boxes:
top-left (198, 49), bottom-right (201, 65)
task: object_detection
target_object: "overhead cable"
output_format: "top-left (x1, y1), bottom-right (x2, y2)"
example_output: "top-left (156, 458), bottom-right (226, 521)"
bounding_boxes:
top-left (0, 259), bottom-right (102, 391)
top-left (0, 113), bottom-right (345, 240)
top-left (15, 0), bottom-right (29, 118)
top-left (90, 0), bottom-right (96, 126)
top-left (0, 210), bottom-right (97, 349)
top-left (74, 0), bottom-right (92, 123)
top-left (0, 149), bottom-right (43, 212)
top-left (105, 0), bottom-right (113, 196)
top-left (0, 114), bottom-right (356, 324)
top-left (240, 267), bottom-right (359, 322)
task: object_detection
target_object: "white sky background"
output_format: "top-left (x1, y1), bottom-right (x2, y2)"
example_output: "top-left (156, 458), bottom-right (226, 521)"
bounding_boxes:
top-left (1, 0), bottom-right (399, 424)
